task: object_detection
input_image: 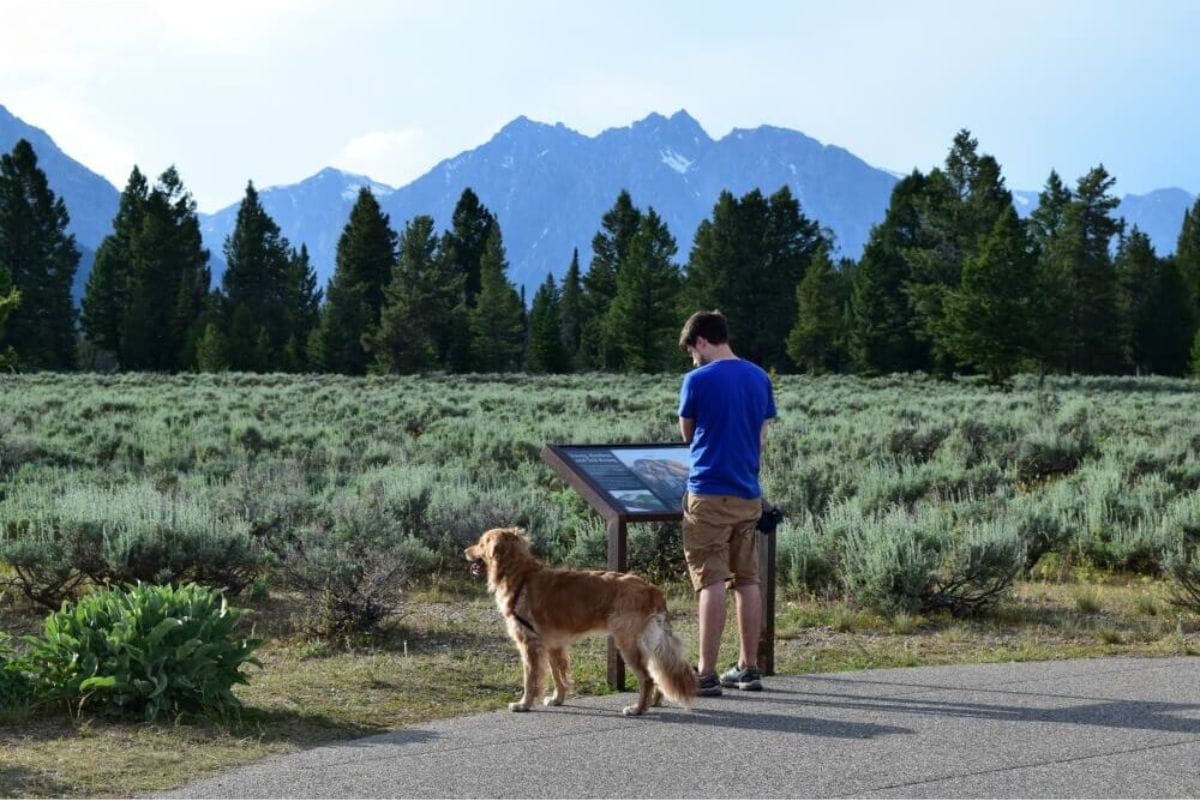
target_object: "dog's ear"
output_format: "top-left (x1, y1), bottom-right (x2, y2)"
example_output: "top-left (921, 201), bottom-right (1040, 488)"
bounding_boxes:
top-left (487, 529), bottom-right (512, 559)
top-left (489, 527), bottom-right (529, 559)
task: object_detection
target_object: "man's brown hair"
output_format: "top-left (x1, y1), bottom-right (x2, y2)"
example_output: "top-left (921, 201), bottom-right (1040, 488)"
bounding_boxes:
top-left (679, 310), bottom-right (729, 352)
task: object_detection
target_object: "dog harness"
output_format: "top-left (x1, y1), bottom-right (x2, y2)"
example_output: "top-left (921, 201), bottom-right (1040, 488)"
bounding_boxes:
top-left (507, 580), bottom-right (538, 635)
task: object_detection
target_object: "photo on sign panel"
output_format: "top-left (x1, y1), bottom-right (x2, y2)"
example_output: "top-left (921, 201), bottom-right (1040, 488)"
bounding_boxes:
top-left (611, 448), bottom-right (689, 512)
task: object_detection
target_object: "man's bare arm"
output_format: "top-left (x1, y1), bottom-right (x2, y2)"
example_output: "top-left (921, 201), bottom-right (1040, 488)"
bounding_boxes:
top-left (679, 417), bottom-right (695, 444)
top-left (760, 418), bottom-right (771, 449)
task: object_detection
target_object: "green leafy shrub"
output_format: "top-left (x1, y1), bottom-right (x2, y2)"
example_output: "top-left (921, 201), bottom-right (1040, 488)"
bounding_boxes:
top-left (24, 583), bottom-right (261, 721)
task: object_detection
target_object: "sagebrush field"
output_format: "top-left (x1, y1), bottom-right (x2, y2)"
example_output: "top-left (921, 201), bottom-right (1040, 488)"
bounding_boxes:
top-left (4, 371), bottom-right (1200, 609)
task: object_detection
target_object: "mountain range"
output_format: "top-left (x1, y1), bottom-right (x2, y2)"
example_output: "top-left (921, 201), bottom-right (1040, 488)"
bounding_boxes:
top-left (1, 103), bottom-right (1195, 301)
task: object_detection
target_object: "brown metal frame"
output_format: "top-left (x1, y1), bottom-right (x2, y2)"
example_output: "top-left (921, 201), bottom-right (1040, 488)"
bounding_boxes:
top-left (540, 443), bottom-right (775, 691)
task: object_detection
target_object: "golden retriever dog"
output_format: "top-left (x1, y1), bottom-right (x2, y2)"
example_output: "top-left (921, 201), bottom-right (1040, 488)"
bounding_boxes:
top-left (465, 527), bottom-right (697, 716)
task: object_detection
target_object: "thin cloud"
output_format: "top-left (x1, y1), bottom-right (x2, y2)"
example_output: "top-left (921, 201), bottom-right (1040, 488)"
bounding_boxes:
top-left (333, 128), bottom-right (465, 189)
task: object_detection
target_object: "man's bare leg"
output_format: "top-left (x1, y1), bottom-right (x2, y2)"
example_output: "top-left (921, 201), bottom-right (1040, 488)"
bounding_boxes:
top-left (733, 582), bottom-right (761, 668)
top-left (697, 582), bottom-right (727, 675)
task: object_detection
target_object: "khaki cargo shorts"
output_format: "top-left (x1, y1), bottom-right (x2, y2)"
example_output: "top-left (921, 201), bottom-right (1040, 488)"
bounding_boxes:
top-left (682, 492), bottom-right (762, 592)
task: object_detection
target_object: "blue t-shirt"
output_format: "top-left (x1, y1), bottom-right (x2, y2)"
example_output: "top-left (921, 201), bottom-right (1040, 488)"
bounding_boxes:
top-left (678, 359), bottom-right (776, 499)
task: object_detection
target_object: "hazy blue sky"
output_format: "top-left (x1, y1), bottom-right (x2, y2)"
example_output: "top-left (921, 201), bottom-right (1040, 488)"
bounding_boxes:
top-left (2, 0), bottom-right (1197, 211)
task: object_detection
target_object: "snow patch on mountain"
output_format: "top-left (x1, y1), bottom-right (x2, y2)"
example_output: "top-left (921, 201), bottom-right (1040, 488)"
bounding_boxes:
top-left (660, 148), bottom-right (694, 174)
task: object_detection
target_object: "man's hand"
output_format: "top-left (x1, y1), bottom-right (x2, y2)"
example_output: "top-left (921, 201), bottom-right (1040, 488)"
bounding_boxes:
top-left (679, 416), bottom-right (695, 444)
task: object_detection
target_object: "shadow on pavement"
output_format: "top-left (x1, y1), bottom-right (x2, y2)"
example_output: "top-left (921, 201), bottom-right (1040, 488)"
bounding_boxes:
top-left (535, 700), bottom-right (913, 739)
top-left (677, 706), bottom-right (914, 739)
top-left (768, 685), bottom-right (1200, 734)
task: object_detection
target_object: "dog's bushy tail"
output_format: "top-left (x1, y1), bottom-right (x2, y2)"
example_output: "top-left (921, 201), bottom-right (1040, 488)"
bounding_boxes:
top-left (641, 612), bottom-right (697, 708)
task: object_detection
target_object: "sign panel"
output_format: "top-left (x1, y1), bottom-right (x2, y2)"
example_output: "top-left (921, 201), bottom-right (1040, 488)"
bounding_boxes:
top-left (542, 444), bottom-right (690, 519)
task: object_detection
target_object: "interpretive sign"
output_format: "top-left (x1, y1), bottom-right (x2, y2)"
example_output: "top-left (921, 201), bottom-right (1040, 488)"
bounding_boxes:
top-left (542, 444), bottom-right (690, 520)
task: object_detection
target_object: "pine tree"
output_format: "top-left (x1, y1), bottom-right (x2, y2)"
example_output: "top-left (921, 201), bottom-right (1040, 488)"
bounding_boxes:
top-left (1055, 166), bottom-right (1125, 373)
top-left (849, 172), bottom-right (930, 374)
top-left (114, 166), bottom-right (210, 371)
top-left (313, 187), bottom-right (396, 374)
top-left (161, 168), bottom-right (212, 371)
top-left (943, 206), bottom-right (1040, 382)
top-left (82, 167), bottom-right (147, 362)
top-left (436, 191), bottom-right (496, 371)
top-left (684, 187), bottom-right (825, 369)
top-left (220, 182), bottom-right (292, 371)
top-left (1142, 256), bottom-right (1196, 375)
top-left (904, 130), bottom-right (1014, 377)
top-left (684, 190), bottom-right (738, 313)
top-left (746, 187), bottom-right (825, 368)
top-left (558, 248), bottom-right (584, 369)
top-left (1177, 198), bottom-right (1200, 312)
top-left (445, 188), bottom-right (495, 308)
top-left (342, 188), bottom-right (395, 320)
top-left (606, 209), bottom-right (682, 372)
top-left (195, 321), bottom-right (228, 372)
top-left (367, 216), bottom-right (460, 374)
top-left (1029, 170), bottom-right (1072, 248)
top-left (1175, 198), bottom-right (1200, 365)
top-left (0, 139), bottom-right (79, 369)
top-left (469, 225), bottom-right (525, 371)
top-left (1027, 170), bottom-right (1074, 375)
top-left (526, 273), bottom-right (569, 373)
top-left (1116, 228), bottom-right (1160, 373)
top-left (582, 190), bottom-right (641, 369)
top-left (282, 244), bottom-right (321, 372)
top-left (787, 246), bottom-right (848, 374)
top-left (429, 231), bottom-right (471, 368)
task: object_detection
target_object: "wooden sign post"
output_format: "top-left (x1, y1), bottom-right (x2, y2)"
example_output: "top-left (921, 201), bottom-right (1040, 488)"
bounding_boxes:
top-left (540, 443), bottom-right (775, 691)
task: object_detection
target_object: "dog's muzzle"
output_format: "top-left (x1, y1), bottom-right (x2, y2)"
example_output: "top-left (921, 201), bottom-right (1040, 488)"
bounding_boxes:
top-left (468, 559), bottom-right (485, 577)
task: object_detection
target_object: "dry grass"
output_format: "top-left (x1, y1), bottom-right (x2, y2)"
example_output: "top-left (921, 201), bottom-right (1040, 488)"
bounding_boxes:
top-left (1, 576), bottom-right (1198, 797)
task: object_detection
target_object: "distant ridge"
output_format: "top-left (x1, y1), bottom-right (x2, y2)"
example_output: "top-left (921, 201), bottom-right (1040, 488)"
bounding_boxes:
top-left (198, 110), bottom-right (900, 292)
top-left (0, 104), bottom-right (1194, 299)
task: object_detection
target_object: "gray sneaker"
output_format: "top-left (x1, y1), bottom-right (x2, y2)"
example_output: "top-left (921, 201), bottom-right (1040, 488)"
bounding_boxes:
top-left (696, 670), bottom-right (723, 697)
top-left (720, 663), bottom-right (763, 691)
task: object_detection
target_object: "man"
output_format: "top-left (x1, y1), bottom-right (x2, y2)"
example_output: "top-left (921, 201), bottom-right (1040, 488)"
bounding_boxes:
top-left (677, 310), bottom-right (775, 696)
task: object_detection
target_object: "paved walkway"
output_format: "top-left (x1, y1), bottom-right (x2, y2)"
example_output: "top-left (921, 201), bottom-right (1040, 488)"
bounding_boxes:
top-left (163, 656), bottom-right (1200, 798)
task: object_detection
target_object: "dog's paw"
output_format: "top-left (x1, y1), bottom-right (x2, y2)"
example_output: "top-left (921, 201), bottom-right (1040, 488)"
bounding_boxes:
top-left (621, 705), bottom-right (646, 717)
top-left (543, 695), bottom-right (565, 707)
top-left (508, 702), bottom-right (532, 712)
